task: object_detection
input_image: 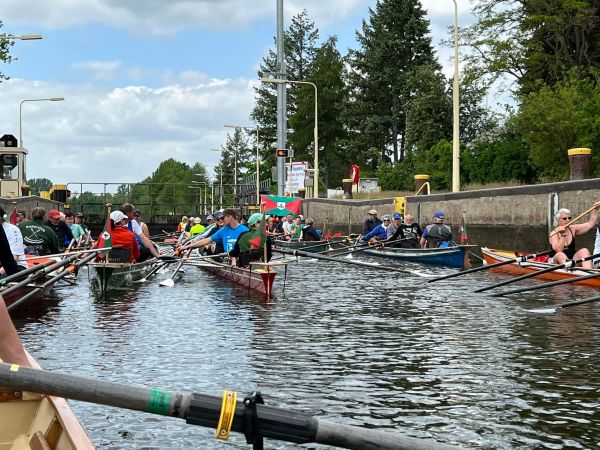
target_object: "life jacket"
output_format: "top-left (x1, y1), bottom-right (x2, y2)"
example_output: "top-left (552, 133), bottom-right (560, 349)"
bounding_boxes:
top-left (425, 224), bottom-right (452, 247)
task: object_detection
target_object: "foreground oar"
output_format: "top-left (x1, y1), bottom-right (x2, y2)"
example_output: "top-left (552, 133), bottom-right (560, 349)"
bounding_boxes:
top-left (137, 261), bottom-right (170, 283)
top-left (159, 250), bottom-right (190, 287)
top-left (22, 246), bottom-right (113, 262)
top-left (427, 250), bottom-right (553, 283)
top-left (490, 271), bottom-right (600, 297)
top-left (0, 364), bottom-right (456, 450)
top-left (0, 260), bottom-right (56, 287)
top-left (474, 251), bottom-right (600, 293)
top-left (274, 247), bottom-right (430, 277)
top-left (525, 294), bottom-right (600, 314)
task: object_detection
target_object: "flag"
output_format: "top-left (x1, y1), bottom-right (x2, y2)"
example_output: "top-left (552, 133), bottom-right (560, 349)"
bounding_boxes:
top-left (238, 214), bottom-right (267, 254)
top-left (95, 206), bottom-right (113, 255)
top-left (261, 195), bottom-right (302, 217)
top-left (460, 213), bottom-right (468, 245)
top-left (9, 207), bottom-right (17, 225)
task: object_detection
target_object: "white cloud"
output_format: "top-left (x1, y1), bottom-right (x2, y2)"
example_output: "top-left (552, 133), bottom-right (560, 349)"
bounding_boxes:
top-left (2, 0), bottom-right (365, 36)
top-left (0, 74), bottom-right (256, 184)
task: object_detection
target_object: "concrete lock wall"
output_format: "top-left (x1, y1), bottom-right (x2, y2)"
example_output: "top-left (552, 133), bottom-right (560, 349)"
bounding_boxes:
top-left (0, 196), bottom-right (64, 217)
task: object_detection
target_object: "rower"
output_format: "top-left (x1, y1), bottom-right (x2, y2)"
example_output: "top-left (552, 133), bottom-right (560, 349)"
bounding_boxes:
top-left (361, 214), bottom-right (391, 243)
top-left (282, 214), bottom-right (295, 239)
top-left (388, 214), bottom-right (422, 249)
top-left (134, 210), bottom-right (150, 238)
top-left (18, 207), bottom-right (60, 256)
top-left (74, 212), bottom-right (90, 236)
top-left (549, 204), bottom-right (600, 268)
top-left (65, 212), bottom-right (85, 241)
top-left (0, 207), bottom-right (28, 274)
top-left (46, 209), bottom-right (74, 251)
top-left (16, 209), bottom-right (28, 224)
top-left (229, 212), bottom-right (272, 268)
top-left (301, 218), bottom-right (321, 241)
top-left (120, 203), bottom-right (161, 261)
top-left (363, 210), bottom-right (382, 235)
top-left (420, 211), bottom-right (452, 248)
top-left (189, 217), bottom-right (205, 237)
top-left (177, 216), bottom-right (189, 233)
top-left (179, 208), bottom-right (248, 255)
top-left (107, 211), bottom-right (140, 263)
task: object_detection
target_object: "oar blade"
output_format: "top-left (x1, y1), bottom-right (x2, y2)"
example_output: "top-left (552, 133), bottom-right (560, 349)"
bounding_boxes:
top-left (524, 306), bottom-right (559, 315)
top-left (159, 278), bottom-right (175, 287)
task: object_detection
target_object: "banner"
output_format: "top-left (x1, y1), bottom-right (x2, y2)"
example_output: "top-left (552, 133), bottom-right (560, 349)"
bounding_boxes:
top-left (285, 162), bottom-right (307, 195)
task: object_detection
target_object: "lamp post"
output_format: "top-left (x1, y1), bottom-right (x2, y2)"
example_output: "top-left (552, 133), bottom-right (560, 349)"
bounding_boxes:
top-left (3, 34), bottom-right (43, 41)
top-left (211, 149), bottom-right (226, 208)
top-left (19, 97), bottom-right (65, 148)
top-left (451, 0), bottom-right (460, 192)
top-left (224, 124), bottom-right (260, 204)
top-left (261, 77), bottom-right (319, 198)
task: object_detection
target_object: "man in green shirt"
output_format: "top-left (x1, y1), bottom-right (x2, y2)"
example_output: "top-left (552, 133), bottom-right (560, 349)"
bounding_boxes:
top-left (18, 207), bottom-right (60, 255)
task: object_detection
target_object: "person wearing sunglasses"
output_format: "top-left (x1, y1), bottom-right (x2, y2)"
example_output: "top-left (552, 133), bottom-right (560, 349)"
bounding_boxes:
top-left (549, 204), bottom-right (600, 268)
top-left (361, 214), bottom-right (392, 244)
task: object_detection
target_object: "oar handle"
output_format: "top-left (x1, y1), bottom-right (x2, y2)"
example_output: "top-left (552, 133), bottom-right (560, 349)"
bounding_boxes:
top-left (549, 204), bottom-right (598, 237)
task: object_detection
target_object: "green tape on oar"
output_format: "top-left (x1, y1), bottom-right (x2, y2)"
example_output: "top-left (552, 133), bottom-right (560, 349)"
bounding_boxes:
top-left (148, 388), bottom-right (171, 415)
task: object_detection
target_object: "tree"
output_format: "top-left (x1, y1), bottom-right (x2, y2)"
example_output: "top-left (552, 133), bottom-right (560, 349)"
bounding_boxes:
top-left (345, 0), bottom-right (439, 166)
top-left (0, 21), bottom-right (16, 82)
top-left (289, 36), bottom-right (349, 188)
top-left (215, 128), bottom-right (252, 203)
top-left (27, 178), bottom-right (53, 196)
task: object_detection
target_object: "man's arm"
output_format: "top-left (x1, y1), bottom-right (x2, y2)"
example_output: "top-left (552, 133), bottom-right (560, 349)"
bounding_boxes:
top-left (138, 233), bottom-right (161, 257)
top-left (48, 230), bottom-right (60, 254)
top-left (180, 236), bottom-right (212, 251)
top-left (0, 296), bottom-right (30, 366)
top-left (573, 202), bottom-right (600, 235)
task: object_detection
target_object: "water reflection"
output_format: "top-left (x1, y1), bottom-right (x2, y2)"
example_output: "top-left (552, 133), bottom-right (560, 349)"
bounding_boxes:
top-left (11, 257), bottom-right (600, 449)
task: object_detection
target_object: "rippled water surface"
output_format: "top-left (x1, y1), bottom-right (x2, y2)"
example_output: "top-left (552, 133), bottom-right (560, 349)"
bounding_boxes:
top-left (12, 255), bottom-right (600, 449)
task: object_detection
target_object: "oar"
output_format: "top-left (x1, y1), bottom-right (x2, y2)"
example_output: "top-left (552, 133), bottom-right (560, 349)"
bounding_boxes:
top-left (274, 247), bottom-right (431, 277)
top-left (474, 251), bottom-right (600, 293)
top-left (427, 250), bottom-right (554, 283)
top-left (159, 250), bottom-right (190, 287)
top-left (22, 246), bottom-right (113, 262)
top-left (525, 294), bottom-right (600, 315)
top-left (490, 271), bottom-right (600, 297)
top-left (0, 260), bottom-right (56, 287)
top-left (0, 364), bottom-right (457, 450)
top-left (549, 204), bottom-right (598, 237)
top-left (137, 261), bottom-right (170, 283)
top-left (274, 239), bottom-right (348, 252)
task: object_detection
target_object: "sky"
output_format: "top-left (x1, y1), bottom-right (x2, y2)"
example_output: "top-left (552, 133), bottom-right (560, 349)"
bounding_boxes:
top-left (0, 0), bottom-right (474, 187)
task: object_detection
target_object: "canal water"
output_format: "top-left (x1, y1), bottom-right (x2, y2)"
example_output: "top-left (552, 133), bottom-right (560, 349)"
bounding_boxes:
top-left (11, 254), bottom-right (600, 449)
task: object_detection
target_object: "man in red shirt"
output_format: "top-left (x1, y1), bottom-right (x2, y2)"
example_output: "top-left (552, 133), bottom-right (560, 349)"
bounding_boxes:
top-left (110, 211), bottom-right (140, 262)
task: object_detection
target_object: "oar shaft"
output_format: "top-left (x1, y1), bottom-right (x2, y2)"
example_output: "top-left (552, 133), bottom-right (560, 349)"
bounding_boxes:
top-left (0, 255), bottom-right (78, 296)
top-left (556, 294), bottom-right (600, 310)
top-left (491, 272), bottom-right (600, 297)
top-left (549, 204), bottom-right (598, 237)
top-left (0, 364), bottom-right (456, 450)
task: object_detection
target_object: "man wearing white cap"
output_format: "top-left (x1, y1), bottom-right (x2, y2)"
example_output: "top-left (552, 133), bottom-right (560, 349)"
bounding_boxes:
top-left (107, 211), bottom-right (140, 262)
top-left (189, 217), bottom-right (205, 237)
top-left (363, 209), bottom-right (382, 235)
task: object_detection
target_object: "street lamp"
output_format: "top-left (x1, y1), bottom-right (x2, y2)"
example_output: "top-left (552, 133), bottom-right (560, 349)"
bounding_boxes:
top-left (3, 34), bottom-right (43, 41)
top-left (224, 124), bottom-right (260, 204)
top-left (451, 0), bottom-right (460, 192)
top-left (261, 77), bottom-right (319, 198)
top-left (19, 97), bottom-right (65, 148)
top-left (211, 149), bottom-right (225, 208)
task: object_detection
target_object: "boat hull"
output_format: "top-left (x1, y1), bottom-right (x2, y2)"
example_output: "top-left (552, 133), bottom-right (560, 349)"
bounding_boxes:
top-left (274, 237), bottom-right (347, 254)
top-left (89, 259), bottom-right (158, 292)
top-left (0, 353), bottom-right (94, 450)
top-left (482, 247), bottom-right (600, 287)
top-left (362, 245), bottom-right (470, 268)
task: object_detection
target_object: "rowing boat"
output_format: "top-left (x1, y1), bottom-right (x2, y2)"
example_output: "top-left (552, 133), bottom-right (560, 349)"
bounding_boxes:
top-left (0, 353), bottom-right (94, 450)
top-left (356, 244), bottom-right (472, 268)
top-left (185, 257), bottom-right (283, 297)
top-left (482, 247), bottom-right (600, 287)
top-left (88, 258), bottom-right (158, 292)
top-left (273, 237), bottom-right (347, 253)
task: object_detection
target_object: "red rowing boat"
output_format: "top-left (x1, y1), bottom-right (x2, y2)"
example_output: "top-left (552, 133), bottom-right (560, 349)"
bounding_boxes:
top-left (482, 248), bottom-right (600, 287)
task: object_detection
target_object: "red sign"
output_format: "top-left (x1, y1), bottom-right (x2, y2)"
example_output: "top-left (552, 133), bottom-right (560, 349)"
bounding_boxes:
top-left (351, 164), bottom-right (360, 184)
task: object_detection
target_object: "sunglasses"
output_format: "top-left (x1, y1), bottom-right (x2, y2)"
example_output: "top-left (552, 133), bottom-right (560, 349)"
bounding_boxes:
top-left (561, 216), bottom-right (572, 220)
top-left (383, 219), bottom-right (391, 221)
top-left (217, 217), bottom-right (225, 221)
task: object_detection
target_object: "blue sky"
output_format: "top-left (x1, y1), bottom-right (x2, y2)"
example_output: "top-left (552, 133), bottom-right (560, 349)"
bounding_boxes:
top-left (0, 0), bottom-right (473, 186)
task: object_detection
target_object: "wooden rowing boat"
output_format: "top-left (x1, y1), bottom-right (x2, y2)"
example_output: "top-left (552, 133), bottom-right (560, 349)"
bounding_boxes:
top-left (185, 258), bottom-right (283, 297)
top-left (482, 247), bottom-right (600, 287)
top-left (273, 237), bottom-right (347, 253)
top-left (358, 244), bottom-right (472, 268)
top-left (0, 353), bottom-right (94, 450)
top-left (88, 258), bottom-right (158, 292)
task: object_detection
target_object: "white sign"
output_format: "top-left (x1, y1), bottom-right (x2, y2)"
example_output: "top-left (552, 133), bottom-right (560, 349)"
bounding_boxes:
top-left (285, 162), bottom-right (307, 195)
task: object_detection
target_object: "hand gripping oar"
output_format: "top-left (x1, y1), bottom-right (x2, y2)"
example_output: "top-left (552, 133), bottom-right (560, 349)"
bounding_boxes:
top-left (474, 251), bottom-right (600, 293)
top-left (549, 204), bottom-right (598, 237)
top-left (274, 247), bottom-right (431, 277)
top-left (427, 250), bottom-right (554, 283)
top-left (525, 294), bottom-right (600, 315)
top-left (0, 364), bottom-right (458, 450)
top-left (490, 271), bottom-right (600, 297)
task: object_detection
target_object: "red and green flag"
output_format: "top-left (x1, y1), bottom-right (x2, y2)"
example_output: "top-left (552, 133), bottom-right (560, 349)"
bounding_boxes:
top-left (238, 214), bottom-right (267, 253)
top-left (460, 212), bottom-right (468, 245)
top-left (261, 195), bottom-right (302, 217)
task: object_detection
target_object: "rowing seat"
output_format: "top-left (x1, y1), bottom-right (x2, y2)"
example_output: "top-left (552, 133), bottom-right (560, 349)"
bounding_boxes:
top-left (108, 248), bottom-right (131, 263)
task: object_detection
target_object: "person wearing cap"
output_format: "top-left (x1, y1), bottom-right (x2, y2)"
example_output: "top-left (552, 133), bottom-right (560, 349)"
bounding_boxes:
top-left (104, 211), bottom-right (140, 263)
top-left (74, 212), bottom-right (90, 236)
top-left (18, 207), bottom-right (59, 256)
top-left (420, 211), bottom-right (453, 248)
top-left (229, 212), bottom-right (272, 267)
top-left (16, 210), bottom-right (28, 224)
top-left (388, 214), bottom-right (423, 248)
top-left (0, 206), bottom-right (28, 273)
top-left (386, 212), bottom-right (403, 239)
top-left (64, 212), bottom-right (85, 241)
top-left (361, 214), bottom-right (391, 243)
top-left (46, 209), bottom-right (74, 251)
top-left (179, 208), bottom-right (248, 254)
top-left (189, 217), bottom-right (206, 237)
top-left (134, 210), bottom-right (151, 239)
top-left (363, 209), bottom-right (382, 235)
top-left (301, 218), bottom-right (321, 241)
top-left (120, 203), bottom-right (161, 261)
top-left (177, 216), bottom-right (189, 233)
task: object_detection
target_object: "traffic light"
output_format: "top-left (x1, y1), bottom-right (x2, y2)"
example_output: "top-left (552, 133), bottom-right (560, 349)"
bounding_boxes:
top-left (276, 148), bottom-right (289, 158)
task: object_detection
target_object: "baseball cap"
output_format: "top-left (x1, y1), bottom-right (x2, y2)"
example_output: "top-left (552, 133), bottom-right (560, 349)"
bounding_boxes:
top-left (393, 213), bottom-right (402, 219)
top-left (433, 210), bottom-right (446, 219)
top-left (134, 209), bottom-right (142, 216)
top-left (110, 211), bottom-right (126, 222)
top-left (368, 209), bottom-right (378, 215)
top-left (75, 212), bottom-right (84, 217)
top-left (247, 212), bottom-right (264, 226)
top-left (207, 214), bottom-right (214, 221)
top-left (48, 209), bottom-right (61, 219)
top-left (182, 216), bottom-right (189, 221)
top-left (382, 214), bottom-right (391, 220)
top-left (194, 217), bottom-right (202, 223)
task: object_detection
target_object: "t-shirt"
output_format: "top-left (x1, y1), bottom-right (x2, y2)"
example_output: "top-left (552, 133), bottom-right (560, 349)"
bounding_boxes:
top-left (18, 219), bottom-right (60, 255)
top-left (110, 226), bottom-right (140, 262)
top-left (210, 224), bottom-right (249, 253)
top-left (128, 219), bottom-right (144, 236)
top-left (69, 223), bottom-right (86, 240)
top-left (190, 223), bottom-right (206, 237)
top-left (2, 222), bottom-right (28, 268)
top-left (282, 221), bottom-right (294, 234)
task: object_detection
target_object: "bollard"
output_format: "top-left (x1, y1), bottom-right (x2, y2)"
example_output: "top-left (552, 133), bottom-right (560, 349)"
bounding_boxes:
top-left (568, 148), bottom-right (592, 180)
top-left (414, 175), bottom-right (430, 195)
top-left (342, 179), bottom-right (353, 199)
